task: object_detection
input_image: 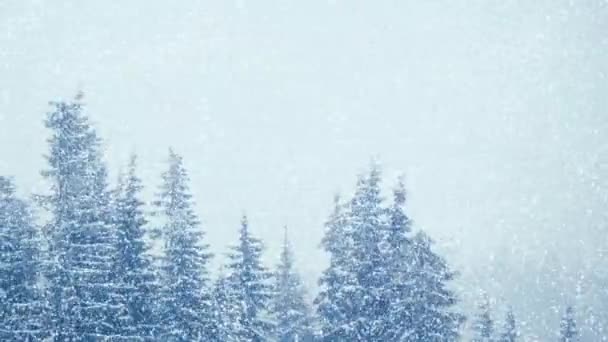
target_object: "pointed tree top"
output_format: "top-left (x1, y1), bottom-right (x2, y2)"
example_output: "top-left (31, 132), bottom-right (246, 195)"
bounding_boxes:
top-left (413, 230), bottom-right (431, 246)
top-left (369, 157), bottom-right (382, 178)
top-left (478, 291), bottom-right (492, 307)
top-left (330, 194), bottom-right (343, 217)
top-left (168, 148), bottom-right (188, 170)
top-left (393, 175), bottom-right (407, 206)
top-left (168, 147), bottom-right (181, 163)
top-left (0, 176), bottom-right (15, 197)
top-left (238, 214), bottom-right (251, 240)
top-left (280, 225), bottom-right (295, 266)
top-left (283, 225), bottom-right (289, 247)
top-left (357, 159), bottom-right (382, 186)
top-left (74, 90), bottom-right (85, 101)
top-left (369, 156), bottom-right (381, 172)
top-left (128, 153), bottom-right (138, 169)
top-left (562, 305), bottom-right (577, 324)
top-left (560, 305), bottom-right (578, 340)
top-left (332, 193), bottom-right (341, 206)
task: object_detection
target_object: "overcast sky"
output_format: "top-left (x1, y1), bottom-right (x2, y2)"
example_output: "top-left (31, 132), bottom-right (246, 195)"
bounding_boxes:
top-left (1, 0), bottom-right (607, 339)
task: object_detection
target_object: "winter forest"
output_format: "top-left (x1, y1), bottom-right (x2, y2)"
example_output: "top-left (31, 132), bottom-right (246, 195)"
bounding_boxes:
top-left (4, 96), bottom-right (459, 341)
top-left (2, 1), bottom-right (608, 341)
top-left (0, 95), bottom-right (593, 341)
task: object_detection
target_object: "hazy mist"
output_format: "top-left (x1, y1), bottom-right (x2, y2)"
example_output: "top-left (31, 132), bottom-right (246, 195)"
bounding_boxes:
top-left (1, 1), bottom-right (607, 339)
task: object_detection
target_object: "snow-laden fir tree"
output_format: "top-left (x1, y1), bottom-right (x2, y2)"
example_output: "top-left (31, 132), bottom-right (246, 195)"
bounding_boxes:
top-left (383, 177), bottom-right (415, 341)
top-left (315, 195), bottom-right (358, 341)
top-left (0, 177), bottom-right (45, 341)
top-left (407, 231), bottom-right (464, 341)
top-left (383, 177), bottom-right (463, 341)
top-left (224, 215), bottom-right (274, 341)
top-left (317, 164), bottom-right (391, 341)
top-left (317, 165), bottom-right (464, 341)
top-left (271, 227), bottom-right (314, 342)
top-left (471, 293), bottom-right (494, 342)
top-left (383, 176), bottom-right (465, 342)
top-left (212, 267), bottom-right (243, 342)
top-left (559, 306), bottom-right (578, 342)
top-left (154, 149), bottom-right (215, 341)
top-left (498, 308), bottom-right (518, 342)
top-left (346, 164), bottom-right (391, 341)
top-left (41, 94), bottom-right (129, 340)
top-left (112, 154), bottom-right (160, 339)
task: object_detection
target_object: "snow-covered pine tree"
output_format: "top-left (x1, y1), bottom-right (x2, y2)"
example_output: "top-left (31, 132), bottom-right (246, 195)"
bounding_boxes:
top-left (559, 306), bottom-right (578, 342)
top-left (112, 154), bottom-right (160, 339)
top-left (382, 177), bottom-right (415, 341)
top-left (212, 267), bottom-right (243, 342)
top-left (499, 308), bottom-right (518, 342)
top-left (315, 195), bottom-right (358, 341)
top-left (317, 166), bottom-right (464, 341)
top-left (155, 149), bottom-right (215, 341)
top-left (471, 293), bottom-right (494, 342)
top-left (317, 164), bottom-right (393, 341)
top-left (271, 227), bottom-right (314, 342)
top-left (408, 231), bottom-right (464, 341)
top-left (224, 215), bottom-right (274, 341)
top-left (0, 177), bottom-right (45, 341)
top-left (41, 94), bottom-right (129, 340)
top-left (346, 163), bottom-right (390, 341)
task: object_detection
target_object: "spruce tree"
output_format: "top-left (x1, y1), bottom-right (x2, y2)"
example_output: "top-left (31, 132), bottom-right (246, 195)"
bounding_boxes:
top-left (317, 166), bottom-right (464, 341)
top-left (224, 215), bottom-right (273, 341)
top-left (472, 294), bottom-right (494, 342)
top-left (383, 177), bottom-right (415, 340)
top-left (0, 177), bottom-right (45, 340)
top-left (408, 231), bottom-right (464, 341)
top-left (499, 309), bottom-right (518, 342)
top-left (41, 94), bottom-right (128, 340)
top-left (271, 227), bottom-right (314, 342)
top-left (315, 195), bottom-right (358, 341)
top-left (212, 268), bottom-right (243, 342)
top-left (384, 176), bottom-right (464, 341)
top-left (559, 306), bottom-right (578, 342)
top-left (316, 164), bottom-right (390, 341)
top-left (155, 149), bottom-right (215, 341)
top-left (113, 154), bottom-right (159, 339)
top-left (347, 164), bottom-right (390, 341)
